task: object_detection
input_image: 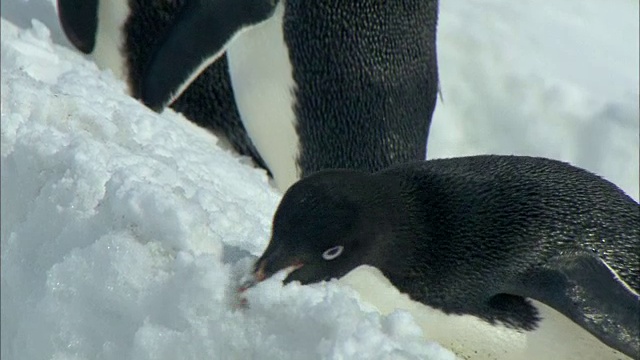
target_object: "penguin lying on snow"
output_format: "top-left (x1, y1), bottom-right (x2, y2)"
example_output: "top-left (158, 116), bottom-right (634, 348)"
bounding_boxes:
top-left (56, 0), bottom-right (440, 191)
top-left (242, 155), bottom-right (639, 360)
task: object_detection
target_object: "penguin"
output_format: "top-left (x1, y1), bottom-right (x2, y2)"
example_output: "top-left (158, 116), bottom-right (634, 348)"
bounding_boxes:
top-left (57, 0), bottom-right (440, 191)
top-left (242, 155), bottom-right (640, 360)
top-left (135, 0), bottom-right (441, 191)
top-left (56, 0), bottom-right (270, 172)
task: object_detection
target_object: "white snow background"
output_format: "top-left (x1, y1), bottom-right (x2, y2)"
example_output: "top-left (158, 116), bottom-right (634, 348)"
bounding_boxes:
top-left (1, 0), bottom-right (638, 359)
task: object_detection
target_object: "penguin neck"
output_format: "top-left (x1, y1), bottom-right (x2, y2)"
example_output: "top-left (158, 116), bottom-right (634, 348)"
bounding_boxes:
top-left (362, 178), bottom-right (424, 285)
top-left (364, 177), bottom-right (441, 302)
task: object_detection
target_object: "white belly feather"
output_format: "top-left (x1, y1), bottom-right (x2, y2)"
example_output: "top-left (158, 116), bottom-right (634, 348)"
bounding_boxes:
top-left (92, 0), bottom-right (130, 80)
top-left (339, 265), bottom-right (631, 360)
top-left (227, 1), bottom-right (300, 192)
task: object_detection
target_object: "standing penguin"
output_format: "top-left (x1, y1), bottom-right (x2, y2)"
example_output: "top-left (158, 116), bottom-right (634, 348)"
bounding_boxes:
top-left (56, 0), bottom-right (270, 171)
top-left (243, 155), bottom-right (639, 360)
top-left (134, 0), bottom-right (440, 191)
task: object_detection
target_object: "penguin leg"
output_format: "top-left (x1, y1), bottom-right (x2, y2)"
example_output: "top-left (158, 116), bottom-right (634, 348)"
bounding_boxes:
top-left (506, 251), bottom-right (639, 359)
top-left (139, 0), bottom-right (278, 111)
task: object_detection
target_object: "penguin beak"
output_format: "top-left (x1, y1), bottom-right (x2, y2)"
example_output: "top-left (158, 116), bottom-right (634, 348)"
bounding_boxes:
top-left (254, 259), bottom-right (270, 282)
top-left (238, 257), bottom-right (304, 293)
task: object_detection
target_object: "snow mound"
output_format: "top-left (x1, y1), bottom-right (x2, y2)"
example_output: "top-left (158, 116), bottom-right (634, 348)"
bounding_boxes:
top-left (1, 18), bottom-right (453, 360)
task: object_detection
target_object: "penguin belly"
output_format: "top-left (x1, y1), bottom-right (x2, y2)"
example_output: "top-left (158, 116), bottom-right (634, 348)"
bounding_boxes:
top-left (226, 2), bottom-right (300, 191)
top-left (339, 265), bottom-right (632, 360)
top-left (91, 0), bottom-right (130, 80)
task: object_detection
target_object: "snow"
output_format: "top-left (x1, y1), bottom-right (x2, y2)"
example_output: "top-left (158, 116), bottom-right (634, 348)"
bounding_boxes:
top-left (428, 0), bottom-right (639, 199)
top-left (1, 1), bottom-right (638, 360)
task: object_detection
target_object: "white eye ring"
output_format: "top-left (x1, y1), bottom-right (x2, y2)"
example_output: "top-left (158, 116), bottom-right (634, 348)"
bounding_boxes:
top-left (322, 245), bottom-right (344, 260)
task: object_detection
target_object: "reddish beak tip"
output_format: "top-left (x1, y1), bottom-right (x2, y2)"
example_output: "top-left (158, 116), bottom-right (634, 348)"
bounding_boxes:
top-left (238, 259), bottom-right (305, 294)
top-left (236, 260), bottom-right (267, 294)
top-left (237, 277), bottom-right (257, 293)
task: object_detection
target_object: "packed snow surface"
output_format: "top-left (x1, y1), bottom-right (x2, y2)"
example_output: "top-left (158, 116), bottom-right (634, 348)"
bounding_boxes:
top-left (2, 0), bottom-right (638, 359)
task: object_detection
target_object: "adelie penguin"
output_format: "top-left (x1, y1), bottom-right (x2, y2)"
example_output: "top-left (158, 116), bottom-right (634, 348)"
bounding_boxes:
top-left (56, 0), bottom-right (440, 191)
top-left (242, 155), bottom-right (640, 360)
top-left (56, 0), bottom-right (270, 173)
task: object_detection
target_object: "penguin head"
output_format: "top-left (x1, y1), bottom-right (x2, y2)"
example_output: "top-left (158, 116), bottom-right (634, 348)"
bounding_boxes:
top-left (250, 170), bottom-right (407, 287)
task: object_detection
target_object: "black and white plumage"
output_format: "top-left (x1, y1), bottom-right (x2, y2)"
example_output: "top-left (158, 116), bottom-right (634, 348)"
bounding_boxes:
top-left (57, 0), bottom-right (269, 172)
top-left (248, 155), bottom-right (639, 359)
top-left (57, 0), bottom-right (440, 191)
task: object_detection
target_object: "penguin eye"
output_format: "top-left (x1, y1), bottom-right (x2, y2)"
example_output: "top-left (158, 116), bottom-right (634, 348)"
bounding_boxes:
top-left (322, 245), bottom-right (344, 260)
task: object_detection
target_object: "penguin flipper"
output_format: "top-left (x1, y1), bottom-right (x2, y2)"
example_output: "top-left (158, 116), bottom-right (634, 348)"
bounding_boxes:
top-left (57, 0), bottom-right (99, 53)
top-left (140, 0), bottom-right (278, 111)
top-left (509, 251), bottom-right (639, 358)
